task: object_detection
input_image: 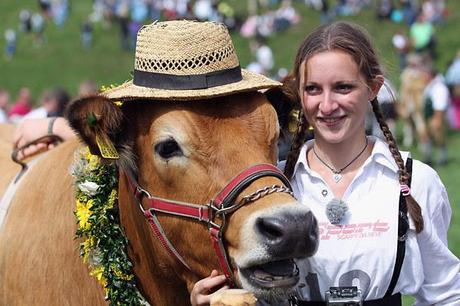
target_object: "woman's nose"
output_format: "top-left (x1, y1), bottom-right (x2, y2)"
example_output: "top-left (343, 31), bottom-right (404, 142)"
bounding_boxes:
top-left (318, 91), bottom-right (338, 114)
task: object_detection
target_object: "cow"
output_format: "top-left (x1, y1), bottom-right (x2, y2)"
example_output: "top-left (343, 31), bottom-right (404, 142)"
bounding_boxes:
top-left (0, 92), bottom-right (319, 305)
top-left (0, 20), bottom-right (319, 305)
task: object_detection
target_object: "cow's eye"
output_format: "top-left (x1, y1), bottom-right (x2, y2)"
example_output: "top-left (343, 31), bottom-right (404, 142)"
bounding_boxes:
top-left (154, 138), bottom-right (183, 159)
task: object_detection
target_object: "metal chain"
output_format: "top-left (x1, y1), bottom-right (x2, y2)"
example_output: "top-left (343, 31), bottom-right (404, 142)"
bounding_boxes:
top-left (215, 184), bottom-right (294, 215)
top-left (239, 185), bottom-right (294, 205)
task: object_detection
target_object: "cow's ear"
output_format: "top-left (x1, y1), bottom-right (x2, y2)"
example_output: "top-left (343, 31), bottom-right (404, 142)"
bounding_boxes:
top-left (66, 95), bottom-right (124, 159)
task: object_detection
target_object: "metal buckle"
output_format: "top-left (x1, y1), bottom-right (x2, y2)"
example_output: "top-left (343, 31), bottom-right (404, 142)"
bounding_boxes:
top-left (206, 200), bottom-right (223, 231)
top-left (325, 287), bottom-right (362, 305)
top-left (136, 186), bottom-right (152, 213)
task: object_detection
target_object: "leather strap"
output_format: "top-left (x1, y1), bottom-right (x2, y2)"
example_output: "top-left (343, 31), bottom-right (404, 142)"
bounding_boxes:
top-left (384, 157), bottom-right (412, 297)
top-left (11, 134), bottom-right (63, 183)
top-left (144, 209), bottom-right (192, 270)
top-left (122, 163), bottom-right (293, 284)
top-left (213, 163), bottom-right (291, 208)
top-left (209, 226), bottom-right (234, 286)
top-left (124, 169), bottom-right (211, 221)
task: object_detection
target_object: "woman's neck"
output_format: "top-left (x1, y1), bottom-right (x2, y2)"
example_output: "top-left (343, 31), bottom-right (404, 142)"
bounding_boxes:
top-left (313, 135), bottom-right (369, 171)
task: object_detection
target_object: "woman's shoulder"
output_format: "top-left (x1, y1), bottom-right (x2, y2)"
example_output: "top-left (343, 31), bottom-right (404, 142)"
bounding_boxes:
top-left (411, 158), bottom-right (442, 186)
top-left (410, 158), bottom-right (448, 214)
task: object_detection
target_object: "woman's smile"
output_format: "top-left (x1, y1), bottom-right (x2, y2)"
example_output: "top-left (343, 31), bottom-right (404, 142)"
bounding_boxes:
top-left (316, 115), bottom-right (347, 127)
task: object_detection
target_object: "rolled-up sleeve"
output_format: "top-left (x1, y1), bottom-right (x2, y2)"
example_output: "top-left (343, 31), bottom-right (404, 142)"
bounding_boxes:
top-left (414, 169), bottom-right (460, 305)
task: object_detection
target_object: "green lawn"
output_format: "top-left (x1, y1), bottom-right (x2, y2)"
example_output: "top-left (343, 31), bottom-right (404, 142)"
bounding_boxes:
top-left (1, 1), bottom-right (459, 304)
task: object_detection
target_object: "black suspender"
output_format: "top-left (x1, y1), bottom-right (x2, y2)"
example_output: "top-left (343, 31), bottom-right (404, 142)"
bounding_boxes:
top-left (384, 157), bottom-right (413, 298)
top-left (292, 158), bottom-right (414, 306)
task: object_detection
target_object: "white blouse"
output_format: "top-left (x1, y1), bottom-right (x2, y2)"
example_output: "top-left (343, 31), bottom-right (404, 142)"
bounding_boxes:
top-left (289, 137), bottom-right (460, 305)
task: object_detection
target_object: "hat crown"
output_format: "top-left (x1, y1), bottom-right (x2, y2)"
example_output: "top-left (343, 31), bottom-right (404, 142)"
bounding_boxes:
top-left (135, 20), bottom-right (240, 76)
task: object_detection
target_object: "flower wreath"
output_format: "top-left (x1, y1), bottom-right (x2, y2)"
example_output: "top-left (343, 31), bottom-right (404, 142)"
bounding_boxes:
top-left (71, 147), bottom-right (148, 305)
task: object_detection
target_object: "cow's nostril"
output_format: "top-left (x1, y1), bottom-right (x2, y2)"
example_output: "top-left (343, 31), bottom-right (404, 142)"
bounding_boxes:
top-left (254, 210), bottom-right (319, 258)
top-left (256, 217), bottom-right (284, 241)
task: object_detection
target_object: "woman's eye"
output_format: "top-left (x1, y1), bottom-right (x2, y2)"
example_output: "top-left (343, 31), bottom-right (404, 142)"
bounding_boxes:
top-left (336, 84), bottom-right (353, 93)
top-left (154, 139), bottom-right (183, 159)
top-left (304, 85), bottom-right (320, 95)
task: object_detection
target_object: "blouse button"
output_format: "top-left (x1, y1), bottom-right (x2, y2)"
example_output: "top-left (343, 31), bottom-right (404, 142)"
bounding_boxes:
top-left (321, 189), bottom-right (328, 197)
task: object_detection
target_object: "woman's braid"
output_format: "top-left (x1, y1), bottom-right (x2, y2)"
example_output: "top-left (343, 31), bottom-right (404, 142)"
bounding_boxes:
top-left (371, 99), bottom-right (424, 233)
top-left (284, 113), bottom-right (309, 180)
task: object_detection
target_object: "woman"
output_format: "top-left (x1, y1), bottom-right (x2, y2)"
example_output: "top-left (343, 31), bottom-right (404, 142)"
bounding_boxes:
top-left (192, 21), bottom-right (460, 305)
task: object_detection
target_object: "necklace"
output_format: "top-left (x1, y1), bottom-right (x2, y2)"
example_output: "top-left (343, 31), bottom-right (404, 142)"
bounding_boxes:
top-left (313, 138), bottom-right (369, 183)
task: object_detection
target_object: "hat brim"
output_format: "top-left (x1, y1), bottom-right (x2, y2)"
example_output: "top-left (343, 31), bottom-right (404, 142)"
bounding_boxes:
top-left (103, 69), bottom-right (281, 101)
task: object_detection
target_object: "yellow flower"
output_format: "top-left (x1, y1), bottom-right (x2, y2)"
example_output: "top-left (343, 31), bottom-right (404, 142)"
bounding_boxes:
top-left (106, 189), bottom-right (117, 209)
top-left (89, 155), bottom-right (100, 170)
top-left (76, 199), bottom-right (93, 230)
top-left (81, 237), bottom-right (95, 263)
top-left (90, 266), bottom-right (107, 288)
top-left (83, 147), bottom-right (92, 162)
top-left (112, 266), bottom-right (133, 281)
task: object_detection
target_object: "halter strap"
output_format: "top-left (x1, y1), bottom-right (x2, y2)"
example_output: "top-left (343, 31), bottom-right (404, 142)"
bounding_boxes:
top-left (122, 163), bottom-right (293, 285)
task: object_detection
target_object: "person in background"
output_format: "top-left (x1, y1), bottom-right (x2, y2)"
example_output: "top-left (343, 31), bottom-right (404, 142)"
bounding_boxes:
top-left (423, 68), bottom-right (450, 166)
top-left (4, 28), bottom-right (17, 61)
top-left (80, 20), bottom-right (93, 50)
top-left (31, 12), bottom-right (45, 46)
top-left (11, 80), bottom-right (97, 159)
top-left (8, 87), bottom-right (33, 123)
top-left (12, 116), bottom-right (75, 159)
top-left (392, 28), bottom-right (410, 70)
top-left (77, 79), bottom-right (98, 97)
top-left (248, 38), bottom-right (275, 77)
top-left (21, 87), bottom-right (70, 121)
top-left (398, 53), bottom-right (430, 154)
top-left (366, 77), bottom-right (398, 139)
top-left (409, 12), bottom-right (436, 59)
top-left (11, 87), bottom-right (69, 158)
top-left (191, 21), bottom-right (460, 306)
top-left (0, 89), bottom-right (11, 123)
top-left (38, 0), bottom-right (52, 18)
top-left (445, 49), bottom-right (460, 129)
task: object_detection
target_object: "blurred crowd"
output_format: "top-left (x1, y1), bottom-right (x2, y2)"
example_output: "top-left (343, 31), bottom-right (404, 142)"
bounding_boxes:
top-left (0, 80), bottom-right (98, 124)
top-left (364, 49), bottom-right (460, 167)
top-left (3, 0), bottom-right (303, 58)
top-left (4, 0), bottom-right (70, 60)
top-left (2, 0), bottom-right (459, 167)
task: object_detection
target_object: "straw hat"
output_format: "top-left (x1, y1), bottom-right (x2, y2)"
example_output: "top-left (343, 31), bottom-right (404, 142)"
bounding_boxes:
top-left (104, 20), bottom-right (280, 101)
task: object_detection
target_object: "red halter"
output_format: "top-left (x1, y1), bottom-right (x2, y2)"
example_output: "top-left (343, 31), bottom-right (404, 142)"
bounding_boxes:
top-left (123, 163), bottom-right (294, 286)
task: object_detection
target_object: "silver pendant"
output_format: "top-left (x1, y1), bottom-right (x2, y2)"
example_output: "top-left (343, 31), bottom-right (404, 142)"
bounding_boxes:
top-left (325, 198), bottom-right (348, 224)
top-left (333, 173), bottom-right (342, 183)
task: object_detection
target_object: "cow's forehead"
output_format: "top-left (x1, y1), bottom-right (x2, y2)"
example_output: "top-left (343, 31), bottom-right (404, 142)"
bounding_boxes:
top-left (124, 92), bottom-right (278, 135)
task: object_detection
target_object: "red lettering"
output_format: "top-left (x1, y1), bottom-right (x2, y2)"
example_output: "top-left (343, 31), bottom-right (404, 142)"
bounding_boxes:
top-left (373, 220), bottom-right (390, 232)
top-left (342, 224), bottom-right (357, 234)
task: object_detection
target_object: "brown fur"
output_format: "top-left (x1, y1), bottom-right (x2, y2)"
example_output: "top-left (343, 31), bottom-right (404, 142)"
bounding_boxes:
top-left (0, 133), bottom-right (21, 196)
top-left (0, 123), bottom-right (15, 144)
top-left (0, 92), bottom-right (310, 305)
top-left (0, 139), bottom-right (105, 305)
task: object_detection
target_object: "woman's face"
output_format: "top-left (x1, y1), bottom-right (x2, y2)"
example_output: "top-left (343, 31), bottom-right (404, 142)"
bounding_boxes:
top-left (299, 50), bottom-right (382, 145)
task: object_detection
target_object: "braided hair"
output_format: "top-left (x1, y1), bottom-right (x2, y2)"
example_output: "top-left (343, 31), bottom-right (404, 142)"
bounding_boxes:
top-left (284, 21), bottom-right (423, 232)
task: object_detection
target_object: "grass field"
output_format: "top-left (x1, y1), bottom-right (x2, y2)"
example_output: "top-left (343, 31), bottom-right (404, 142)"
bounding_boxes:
top-left (1, 1), bottom-right (459, 304)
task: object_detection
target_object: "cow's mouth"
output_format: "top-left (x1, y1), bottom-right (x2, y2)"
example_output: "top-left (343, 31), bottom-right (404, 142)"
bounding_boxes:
top-left (240, 259), bottom-right (299, 288)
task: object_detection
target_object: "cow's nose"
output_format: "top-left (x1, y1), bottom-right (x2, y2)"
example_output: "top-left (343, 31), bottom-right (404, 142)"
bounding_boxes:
top-left (255, 210), bottom-right (318, 258)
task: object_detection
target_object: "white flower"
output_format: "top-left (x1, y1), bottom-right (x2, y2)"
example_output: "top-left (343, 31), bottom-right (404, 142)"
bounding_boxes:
top-left (79, 181), bottom-right (100, 196)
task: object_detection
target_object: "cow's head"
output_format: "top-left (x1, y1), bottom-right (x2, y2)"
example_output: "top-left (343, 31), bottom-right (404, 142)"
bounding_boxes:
top-left (67, 92), bottom-right (318, 302)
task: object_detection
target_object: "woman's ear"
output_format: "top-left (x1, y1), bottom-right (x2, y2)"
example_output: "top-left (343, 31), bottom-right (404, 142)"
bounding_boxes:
top-left (370, 75), bottom-right (385, 100)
